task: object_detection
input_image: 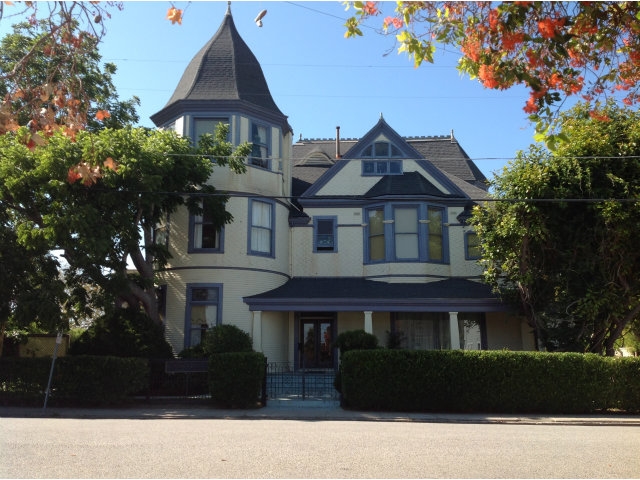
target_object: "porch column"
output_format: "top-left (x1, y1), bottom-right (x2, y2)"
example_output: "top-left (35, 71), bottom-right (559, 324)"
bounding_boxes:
top-left (449, 311), bottom-right (461, 350)
top-left (364, 311), bottom-right (373, 334)
top-left (252, 310), bottom-right (263, 352)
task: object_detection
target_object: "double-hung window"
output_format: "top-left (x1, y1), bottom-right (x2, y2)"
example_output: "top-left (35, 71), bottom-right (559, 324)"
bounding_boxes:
top-left (250, 123), bottom-right (269, 169)
top-left (185, 284), bottom-right (221, 348)
top-left (367, 207), bottom-right (386, 262)
top-left (465, 231), bottom-right (481, 260)
top-left (427, 206), bottom-right (444, 262)
top-left (314, 217), bottom-right (337, 252)
top-left (249, 199), bottom-right (274, 257)
top-left (393, 207), bottom-right (419, 260)
top-left (189, 203), bottom-right (222, 253)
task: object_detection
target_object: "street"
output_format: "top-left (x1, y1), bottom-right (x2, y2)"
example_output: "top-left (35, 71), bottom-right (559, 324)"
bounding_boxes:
top-left (2, 416), bottom-right (639, 478)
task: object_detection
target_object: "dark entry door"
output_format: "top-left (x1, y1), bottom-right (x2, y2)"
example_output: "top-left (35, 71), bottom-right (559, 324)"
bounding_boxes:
top-left (300, 316), bottom-right (334, 369)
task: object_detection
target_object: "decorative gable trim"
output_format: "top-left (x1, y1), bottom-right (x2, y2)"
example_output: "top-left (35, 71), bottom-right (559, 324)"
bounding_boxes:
top-left (342, 116), bottom-right (423, 160)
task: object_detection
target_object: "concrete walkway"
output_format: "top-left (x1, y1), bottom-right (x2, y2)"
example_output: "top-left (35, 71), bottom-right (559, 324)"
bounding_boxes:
top-left (1, 399), bottom-right (639, 426)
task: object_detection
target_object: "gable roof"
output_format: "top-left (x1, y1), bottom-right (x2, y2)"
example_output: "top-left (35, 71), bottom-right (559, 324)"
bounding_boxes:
top-left (150, 6), bottom-right (291, 133)
top-left (291, 129), bottom-right (488, 199)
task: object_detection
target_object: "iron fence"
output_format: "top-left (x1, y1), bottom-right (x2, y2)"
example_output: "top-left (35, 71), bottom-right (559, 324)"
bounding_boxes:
top-left (265, 362), bottom-right (339, 401)
top-left (143, 359), bottom-right (339, 402)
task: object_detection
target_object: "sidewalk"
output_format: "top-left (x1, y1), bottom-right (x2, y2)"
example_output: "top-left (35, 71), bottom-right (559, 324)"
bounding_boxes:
top-left (2, 399), bottom-right (639, 426)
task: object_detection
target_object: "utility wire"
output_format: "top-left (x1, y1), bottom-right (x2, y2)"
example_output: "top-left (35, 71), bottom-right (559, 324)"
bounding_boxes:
top-left (72, 189), bottom-right (640, 204)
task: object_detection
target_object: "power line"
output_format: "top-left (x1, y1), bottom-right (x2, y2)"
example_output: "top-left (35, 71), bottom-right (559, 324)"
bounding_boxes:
top-left (66, 188), bottom-right (640, 205)
top-left (160, 152), bottom-right (640, 163)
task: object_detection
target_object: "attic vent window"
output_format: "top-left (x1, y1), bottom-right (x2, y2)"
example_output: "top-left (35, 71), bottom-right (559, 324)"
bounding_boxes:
top-left (362, 141), bottom-right (403, 158)
top-left (362, 160), bottom-right (402, 176)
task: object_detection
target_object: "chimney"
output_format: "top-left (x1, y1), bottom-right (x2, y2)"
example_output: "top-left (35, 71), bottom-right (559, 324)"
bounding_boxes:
top-left (335, 126), bottom-right (341, 159)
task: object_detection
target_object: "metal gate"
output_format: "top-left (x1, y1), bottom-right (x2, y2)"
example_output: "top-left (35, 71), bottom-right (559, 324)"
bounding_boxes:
top-left (266, 362), bottom-right (339, 401)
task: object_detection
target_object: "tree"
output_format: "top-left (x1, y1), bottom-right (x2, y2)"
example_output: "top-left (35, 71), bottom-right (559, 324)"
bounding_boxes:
top-left (0, 2), bottom-right (122, 135)
top-left (345, 2), bottom-right (640, 144)
top-left (471, 101), bottom-right (640, 356)
top-left (0, 123), bottom-right (251, 334)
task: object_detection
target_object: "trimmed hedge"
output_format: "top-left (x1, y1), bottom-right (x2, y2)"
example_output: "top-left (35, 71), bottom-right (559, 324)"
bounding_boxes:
top-left (340, 350), bottom-right (640, 414)
top-left (0, 356), bottom-right (149, 407)
top-left (209, 352), bottom-right (265, 408)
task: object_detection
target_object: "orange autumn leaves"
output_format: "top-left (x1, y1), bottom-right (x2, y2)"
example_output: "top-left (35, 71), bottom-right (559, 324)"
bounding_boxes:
top-left (166, 6), bottom-right (183, 25)
top-left (65, 110), bottom-right (117, 186)
top-left (67, 156), bottom-right (119, 186)
top-left (346, 1), bottom-right (640, 122)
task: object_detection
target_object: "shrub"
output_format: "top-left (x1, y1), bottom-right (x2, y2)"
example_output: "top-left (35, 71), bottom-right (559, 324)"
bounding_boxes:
top-left (209, 352), bottom-right (265, 408)
top-left (339, 349), bottom-right (640, 414)
top-left (334, 329), bottom-right (378, 355)
top-left (69, 309), bottom-right (174, 359)
top-left (333, 330), bottom-right (379, 394)
top-left (0, 356), bottom-right (149, 406)
top-left (202, 324), bottom-right (253, 355)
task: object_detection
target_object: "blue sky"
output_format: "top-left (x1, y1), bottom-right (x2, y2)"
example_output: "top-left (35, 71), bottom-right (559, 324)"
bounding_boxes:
top-left (15, 1), bottom-right (542, 179)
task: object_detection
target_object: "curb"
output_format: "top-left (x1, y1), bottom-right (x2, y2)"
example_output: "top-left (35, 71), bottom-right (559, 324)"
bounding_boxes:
top-left (1, 403), bottom-right (639, 426)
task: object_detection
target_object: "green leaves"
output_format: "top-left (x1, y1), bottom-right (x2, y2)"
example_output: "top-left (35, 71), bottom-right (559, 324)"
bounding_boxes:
top-left (473, 102), bottom-right (640, 354)
top-left (0, 124), bottom-right (248, 330)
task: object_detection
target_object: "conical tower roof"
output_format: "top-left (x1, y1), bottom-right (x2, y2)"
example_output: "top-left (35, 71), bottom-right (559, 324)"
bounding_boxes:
top-left (151, 5), bottom-right (291, 133)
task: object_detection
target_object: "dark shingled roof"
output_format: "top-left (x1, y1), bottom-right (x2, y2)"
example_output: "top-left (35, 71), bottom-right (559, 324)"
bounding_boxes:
top-left (291, 135), bottom-right (488, 196)
top-left (151, 7), bottom-right (290, 132)
top-left (244, 277), bottom-right (506, 312)
top-left (365, 171), bottom-right (460, 198)
top-left (409, 136), bottom-right (488, 190)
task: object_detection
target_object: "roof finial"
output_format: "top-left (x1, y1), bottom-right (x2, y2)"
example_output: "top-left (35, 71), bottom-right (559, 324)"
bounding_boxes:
top-left (380, 112), bottom-right (384, 120)
top-left (226, 1), bottom-right (231, 14)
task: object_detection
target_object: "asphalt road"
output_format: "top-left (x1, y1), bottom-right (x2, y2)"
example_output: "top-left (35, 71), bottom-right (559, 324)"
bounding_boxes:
top-left (2, 416), bottom-right (639, 478)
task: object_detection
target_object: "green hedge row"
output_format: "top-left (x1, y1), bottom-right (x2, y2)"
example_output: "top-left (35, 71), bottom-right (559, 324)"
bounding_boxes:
top-left (0, 356), bottom-right (149, 407)
top-left (209, 352), bottom-right (265, 408)
top-left (340, 350), bottom-right (640, 414)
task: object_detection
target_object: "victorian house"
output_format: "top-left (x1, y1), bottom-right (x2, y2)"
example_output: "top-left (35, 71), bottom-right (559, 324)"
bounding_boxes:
top-left (151, 6), bottom-right (534, 368)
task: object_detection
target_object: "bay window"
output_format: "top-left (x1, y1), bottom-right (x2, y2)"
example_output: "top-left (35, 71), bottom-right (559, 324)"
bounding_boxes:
top-left (365, 203), bottom-right (448, 263)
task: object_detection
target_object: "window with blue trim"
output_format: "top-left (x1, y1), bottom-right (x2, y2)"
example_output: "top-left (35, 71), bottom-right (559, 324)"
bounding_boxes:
top-left (365, 204), bottom-right (447, 263)
top-left (314, 217), bottom-right (337, 252)
top-left (249, 199), bottom-right (274, 256)
top-left (427, 206), bottom-right (444, 262)
top-left (185, 284), bottom-right (221, 348)
top-left (193, 118), bottom-right (228, 144)
top-left (362, 160), bottom-right (402, 176)
top-left (361, 141), bottom-right (403, 176)
top-left (465, 231), bottom-right (481, 260)
top-left (250, 123), bottom-right (269, 169)
top-left (189, 203), bottom-right (222, 253)
top-left (393, 206), bottom-right (419, 260)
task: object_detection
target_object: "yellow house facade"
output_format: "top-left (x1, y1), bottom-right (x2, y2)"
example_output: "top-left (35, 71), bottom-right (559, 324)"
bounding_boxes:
top-left (151, 6), bottom-right (534, 369)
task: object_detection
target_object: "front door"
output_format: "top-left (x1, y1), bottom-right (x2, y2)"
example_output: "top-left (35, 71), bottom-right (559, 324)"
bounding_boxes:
top-left (299, 314), bottom-right (335, 370)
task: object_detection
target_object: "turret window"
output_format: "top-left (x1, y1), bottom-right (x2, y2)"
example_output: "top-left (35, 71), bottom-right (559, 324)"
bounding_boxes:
top-left (248, 199), bottom-right (275, 257)
top-left (193, 118), bottom-right (228, 144)
top-left (251, 123), bottom-right (269, 169)
top-left (189, 202), bottom-right (223, 253)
